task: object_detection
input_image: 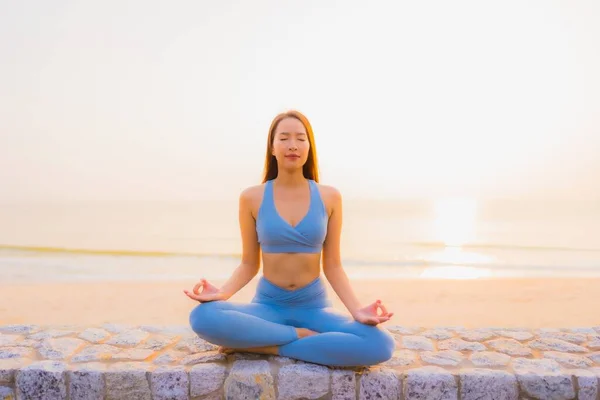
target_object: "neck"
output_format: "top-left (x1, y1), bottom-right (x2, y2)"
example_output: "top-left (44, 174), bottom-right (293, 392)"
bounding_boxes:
top-left (274, 169), bottom-right (307, 187)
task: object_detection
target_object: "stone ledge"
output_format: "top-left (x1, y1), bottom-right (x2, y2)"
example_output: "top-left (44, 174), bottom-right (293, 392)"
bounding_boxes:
top-left (1, 324), bottom-right (600, 399)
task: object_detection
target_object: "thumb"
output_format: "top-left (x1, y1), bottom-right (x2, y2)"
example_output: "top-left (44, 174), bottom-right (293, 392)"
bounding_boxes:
top-left (374, 300), bottom-right (385, 314)
top-left (193, 279), bottom-right (206, 295)
top-left (367, 300), bottom-right (381, 312)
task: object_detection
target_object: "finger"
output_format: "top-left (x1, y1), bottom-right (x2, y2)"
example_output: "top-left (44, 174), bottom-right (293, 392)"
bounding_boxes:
top-left (184, 291), bottom-right (203, 301)
top-left (372, 300), bottom-right (386, 316)
top-left (186, 289), bottom-right (222, 303)
top-left (192, 279), bottom-right (205, 295)
top-left (192, 283), bottom-right (200, 295)
top-left (184, 288), bottom-right (210, 301)
top-left (367, 300), bottom-right (380, 313)
top-left (378, 301), bottom-right (388, 316)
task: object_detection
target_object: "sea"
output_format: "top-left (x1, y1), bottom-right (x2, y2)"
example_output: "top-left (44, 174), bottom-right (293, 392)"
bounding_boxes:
top-left (1, 198), bottom-right (599, 283)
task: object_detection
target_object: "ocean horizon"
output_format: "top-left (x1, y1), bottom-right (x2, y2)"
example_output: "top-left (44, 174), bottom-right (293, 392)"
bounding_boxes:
top-left (1, 198), bottom-right (599, 283)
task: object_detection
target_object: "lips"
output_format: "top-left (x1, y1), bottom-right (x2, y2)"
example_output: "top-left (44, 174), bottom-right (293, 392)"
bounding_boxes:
top-left (285, 155), bottom-right (300, 159)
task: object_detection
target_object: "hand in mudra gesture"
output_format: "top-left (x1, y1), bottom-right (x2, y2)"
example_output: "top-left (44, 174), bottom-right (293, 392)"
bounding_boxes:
top-left (183, 278), bottom-right (227, 303)
top-left (353, 300), bottom-right (394, 326)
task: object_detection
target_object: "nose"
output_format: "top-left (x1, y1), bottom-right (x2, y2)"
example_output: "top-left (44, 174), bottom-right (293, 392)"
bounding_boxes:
top-left (288, 141), bottom-right (298, 151)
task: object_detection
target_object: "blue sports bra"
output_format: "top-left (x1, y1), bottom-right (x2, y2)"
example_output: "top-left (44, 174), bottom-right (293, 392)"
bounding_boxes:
top-left (256, 179), bottom-right (328, 253)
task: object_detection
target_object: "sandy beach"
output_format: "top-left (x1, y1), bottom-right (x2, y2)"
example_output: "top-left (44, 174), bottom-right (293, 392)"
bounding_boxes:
top-left (1, 277), bottom-right (599, 329)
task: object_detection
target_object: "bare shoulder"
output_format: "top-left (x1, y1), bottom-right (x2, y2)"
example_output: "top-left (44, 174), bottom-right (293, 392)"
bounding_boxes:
top-left (240, 184), bottom-right (265, 200)
top-left (316, 183), bottom-right (342, 200)
top-left (239, 184), bottom-right (266, 216)
top-left (315, 183), bottom-right (342, 215)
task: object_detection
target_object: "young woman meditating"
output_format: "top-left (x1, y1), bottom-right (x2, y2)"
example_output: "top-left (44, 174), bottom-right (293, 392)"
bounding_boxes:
top-left (184, 110), bottom-right (395, 367)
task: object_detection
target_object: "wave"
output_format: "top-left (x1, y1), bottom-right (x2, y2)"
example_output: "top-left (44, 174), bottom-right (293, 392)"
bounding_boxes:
top-left (407, 241), bottom-right (600, 252)
top-left (0, 244), bottom-right (241, 259)
top-left (2, 240), bottom-right (600, 258)
top-left (1, 243), bottom-right (599, 272)
top-left (342, 258), bottom-right (600, 271)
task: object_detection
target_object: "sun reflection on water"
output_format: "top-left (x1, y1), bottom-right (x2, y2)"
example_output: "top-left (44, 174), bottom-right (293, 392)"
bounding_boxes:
top-left (419, 197), bottom-right (494, 279)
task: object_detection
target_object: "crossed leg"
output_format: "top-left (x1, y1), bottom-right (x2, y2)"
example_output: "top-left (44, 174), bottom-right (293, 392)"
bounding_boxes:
top-left (189, 301), bottom-right (395, 367)
top-left (189, 300), bottom-right (314, 349)
top-left (278, 307), bottom-right (396, 367)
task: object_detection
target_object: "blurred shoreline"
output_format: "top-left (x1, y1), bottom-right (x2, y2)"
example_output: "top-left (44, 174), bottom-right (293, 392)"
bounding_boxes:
top-left (2, 277), bottom-right (599, 329)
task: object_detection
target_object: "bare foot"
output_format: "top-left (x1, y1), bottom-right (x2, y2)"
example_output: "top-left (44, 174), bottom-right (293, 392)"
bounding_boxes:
top-left (216, 328), bottom-right (317, 356)
top-left (218, 346), bottom-right (234, 354)
top-left (219, 345), bottom-right (279, 356)
top-left (296, 328), bottom-right (318, 339)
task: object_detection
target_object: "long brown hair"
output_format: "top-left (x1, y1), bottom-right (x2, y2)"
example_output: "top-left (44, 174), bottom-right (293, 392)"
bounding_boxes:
top-left (262, 110), bottom-right (320, 183)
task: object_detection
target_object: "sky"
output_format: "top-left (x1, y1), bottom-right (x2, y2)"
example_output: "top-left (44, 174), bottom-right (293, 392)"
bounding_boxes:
top-left (1, 0), bottom-right (599, 202)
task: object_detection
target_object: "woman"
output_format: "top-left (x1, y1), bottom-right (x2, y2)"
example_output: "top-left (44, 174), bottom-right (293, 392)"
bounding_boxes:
top-left (184, 110), bottom-right (395, 367)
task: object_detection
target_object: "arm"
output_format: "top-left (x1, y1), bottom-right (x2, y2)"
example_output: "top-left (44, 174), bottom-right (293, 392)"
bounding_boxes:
top-left (185, 188), bottom-right (261, 302)
top-left (322, 187), bottom-right (393, 325)
top-left (321, 188), bottom-right (362, 316)
top-left (218, 188), bottom-right (262, 299)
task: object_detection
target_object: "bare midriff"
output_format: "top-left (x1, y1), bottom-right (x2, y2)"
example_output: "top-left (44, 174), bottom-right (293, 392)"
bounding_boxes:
top-left (261, 252), bottom-right (322, 291)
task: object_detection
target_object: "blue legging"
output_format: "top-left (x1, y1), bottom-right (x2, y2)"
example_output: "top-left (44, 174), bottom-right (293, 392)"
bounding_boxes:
top-left (189, 276), bottom-right (395, 367)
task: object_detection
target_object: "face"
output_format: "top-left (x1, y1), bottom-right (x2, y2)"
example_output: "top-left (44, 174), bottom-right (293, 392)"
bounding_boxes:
top-left (271, 117), bottom-right (310, 168)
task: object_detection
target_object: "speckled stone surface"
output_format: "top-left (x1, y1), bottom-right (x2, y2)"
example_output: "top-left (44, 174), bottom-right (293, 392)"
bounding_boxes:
top-left (1, 324), bottom-right (600, 399)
